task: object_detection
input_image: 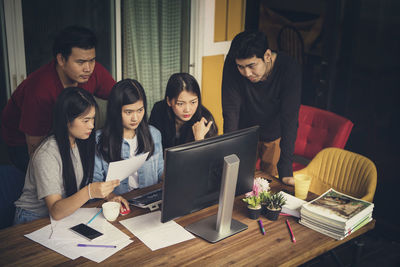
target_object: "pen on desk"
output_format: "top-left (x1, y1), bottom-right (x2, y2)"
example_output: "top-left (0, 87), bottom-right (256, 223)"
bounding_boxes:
top-left (286, 219), bottom-right (296, 243)
top-left (258, 219), bottom-right (266, 235)
top-left (77, 244), bottom-right (116, 248)
top-left (87, 208), bottom-right (103, 225)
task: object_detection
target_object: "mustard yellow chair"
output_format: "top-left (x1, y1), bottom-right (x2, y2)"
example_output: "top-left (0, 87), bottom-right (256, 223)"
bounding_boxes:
top-left (294, 147), bottom-right (377, 202)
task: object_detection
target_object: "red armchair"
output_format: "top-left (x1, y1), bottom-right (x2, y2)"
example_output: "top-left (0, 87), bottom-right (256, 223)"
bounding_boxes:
top-left (255, 105), bottom-right (354, 174)
top-left (293, 105), bottom-right (354, 171)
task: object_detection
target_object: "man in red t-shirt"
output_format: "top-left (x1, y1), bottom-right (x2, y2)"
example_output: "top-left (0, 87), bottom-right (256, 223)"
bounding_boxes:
top-left (1, 26), bottom-right (116, 172)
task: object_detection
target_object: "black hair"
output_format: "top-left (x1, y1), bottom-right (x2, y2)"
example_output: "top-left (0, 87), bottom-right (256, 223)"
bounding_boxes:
top-left (164, 73), bottom-right (218, 141)
top-left (52, 25), bottom-right (97, 60)
top-left (229, 30), bottom-right (269, 60)
top-left (98, 79), bottom-right (154, 162)
top-left (52, 87), bottom-right (98, 197)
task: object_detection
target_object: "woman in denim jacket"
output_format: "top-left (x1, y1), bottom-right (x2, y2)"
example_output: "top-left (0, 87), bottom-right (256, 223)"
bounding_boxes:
top-left (93, 79), bottom-right (163, 196)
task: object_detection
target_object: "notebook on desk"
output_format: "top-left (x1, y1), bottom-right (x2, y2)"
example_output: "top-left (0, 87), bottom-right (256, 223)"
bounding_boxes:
top-left (128, 189), bottom-right (162, 211)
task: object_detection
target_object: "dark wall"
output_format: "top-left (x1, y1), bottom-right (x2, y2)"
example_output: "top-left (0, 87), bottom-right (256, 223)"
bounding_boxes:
top-left (21, 0), bottom-right (112, 75)
top-left (333, 0), bottom-right (400, 235)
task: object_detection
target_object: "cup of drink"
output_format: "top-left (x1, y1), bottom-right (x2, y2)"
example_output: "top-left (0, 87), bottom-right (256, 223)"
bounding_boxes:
top-left (294, 174), bottom-right (312, 200)
top-left (102, 202), bottom-right (121, 222)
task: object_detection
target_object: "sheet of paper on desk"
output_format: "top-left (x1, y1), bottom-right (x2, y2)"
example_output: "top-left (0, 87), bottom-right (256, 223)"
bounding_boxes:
top-left (50, 208), bottom-right (129, 242)
top-left (25, 225), bottom-right (132, 262)
top-left (25, 225), bottom-right (80, 260)
top-left (280, 191), bottom-right (307, 218)
top-left (25, 208), bottom-right (133, 263)
top-left (50, 208), bottom-right (101, 240)
top-left (81, 239), bottom-right (132, 263)
top-left (106, 152), bottom-right (149, 181)
top-left (120, 210), bottom-right (195, 251)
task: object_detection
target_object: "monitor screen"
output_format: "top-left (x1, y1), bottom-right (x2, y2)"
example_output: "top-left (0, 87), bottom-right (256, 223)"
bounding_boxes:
top-left (161, 126), bottom-right (259, 223)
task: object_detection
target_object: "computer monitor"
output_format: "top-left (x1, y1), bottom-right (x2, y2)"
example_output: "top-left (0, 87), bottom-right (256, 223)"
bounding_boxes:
top-left (161, 126), bottom-right (259, 242)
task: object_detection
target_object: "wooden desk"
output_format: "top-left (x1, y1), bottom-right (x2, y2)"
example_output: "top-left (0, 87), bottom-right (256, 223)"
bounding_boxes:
top-left (0, 174), bottom-right (375, 266)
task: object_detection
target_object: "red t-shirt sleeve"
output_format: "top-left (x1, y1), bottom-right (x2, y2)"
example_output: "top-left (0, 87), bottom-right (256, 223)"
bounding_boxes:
top-left (19, 86), bottom-right (54, 137)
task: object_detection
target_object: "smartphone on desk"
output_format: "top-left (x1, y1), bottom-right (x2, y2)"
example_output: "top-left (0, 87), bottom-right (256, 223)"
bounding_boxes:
top-left (70, 223), bottom-right (103, 240)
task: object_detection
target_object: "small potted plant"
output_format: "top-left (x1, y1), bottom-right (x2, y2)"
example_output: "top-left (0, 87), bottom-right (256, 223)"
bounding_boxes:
top-left (243, 178), bottom-right (270, 220)
top-left (243, 194), bottom-right (261, 220)
top-left (264, 192), bottom-right (286, 221)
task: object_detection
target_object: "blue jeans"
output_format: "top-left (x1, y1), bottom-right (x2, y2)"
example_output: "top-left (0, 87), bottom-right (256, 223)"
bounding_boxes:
top-left (14, 207), bottom-right (45, 225)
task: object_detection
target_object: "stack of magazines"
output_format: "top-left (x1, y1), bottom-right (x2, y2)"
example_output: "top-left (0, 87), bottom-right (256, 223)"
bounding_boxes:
top-left (299, 188), bottom-right (374, 240)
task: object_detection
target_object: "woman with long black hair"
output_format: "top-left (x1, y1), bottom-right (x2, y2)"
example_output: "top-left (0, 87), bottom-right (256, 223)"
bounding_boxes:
top-left (14, 87), bottom-right (120, 224)
top-left (93, 79), bottom-right (163, 195)
top-left (149, 73), bottom-right (218, 149)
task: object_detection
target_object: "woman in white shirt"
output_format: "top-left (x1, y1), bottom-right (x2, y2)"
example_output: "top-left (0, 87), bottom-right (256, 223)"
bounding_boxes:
top-left (14, 87), bottom-right (124, 224)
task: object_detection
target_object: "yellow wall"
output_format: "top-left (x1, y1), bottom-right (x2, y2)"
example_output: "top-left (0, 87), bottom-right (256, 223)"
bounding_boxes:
top-left (202, 0), bottom-right (245, 134)
top-left (201, 55), bottom-right (225, 134)
top-left (214, 0), bottom-right (228, 42)
top-left (226, 0), bottom-right (246, 40)
top-left (214, 0), bottom-right (245, 42)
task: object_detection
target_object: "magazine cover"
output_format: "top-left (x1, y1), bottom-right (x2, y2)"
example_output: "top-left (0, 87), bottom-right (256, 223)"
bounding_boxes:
top-left (302, 189), bottom-right (374, 225)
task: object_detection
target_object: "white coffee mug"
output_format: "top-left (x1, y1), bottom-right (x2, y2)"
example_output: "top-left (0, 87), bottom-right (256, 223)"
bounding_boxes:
top-left (102, 201), bottom-right (121, 222)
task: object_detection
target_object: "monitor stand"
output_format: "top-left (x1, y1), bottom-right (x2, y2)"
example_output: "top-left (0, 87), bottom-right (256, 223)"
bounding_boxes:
top-left (185, 154), bottom-right (248, 243)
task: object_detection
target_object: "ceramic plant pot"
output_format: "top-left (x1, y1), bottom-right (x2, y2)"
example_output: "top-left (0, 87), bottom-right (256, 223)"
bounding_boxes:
top-left (247, 205), bottom-right (262, 220)
top-left (265, 207), bottom-right (281, 221)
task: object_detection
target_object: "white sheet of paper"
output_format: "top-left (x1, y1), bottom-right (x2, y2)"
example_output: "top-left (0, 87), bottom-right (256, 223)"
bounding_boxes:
top-left (25, 224), bottom-right (80, 260)
top-left (119, 211), bottom-right (195, 251)
top-left (50, 208), bottom-right (101, 240)
top-left (280, 191), bottom-right (307, 218)
top-left (26, 225), bottom-right (132, 263)
top-left (83, 239), bottom-right (132, 263)
top-left (26, 208), bottom-right (133, 263)
top-left (106, 152), bottom-right (149, 182)
top-left (50, 208), bottom-right (130, 243)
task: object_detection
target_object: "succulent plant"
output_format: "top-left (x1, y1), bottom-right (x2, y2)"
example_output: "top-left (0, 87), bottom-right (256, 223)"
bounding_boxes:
top-left (243, 195), bottom-right (261, 208)
top-left (265, 192), bottom-right (286, 210)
